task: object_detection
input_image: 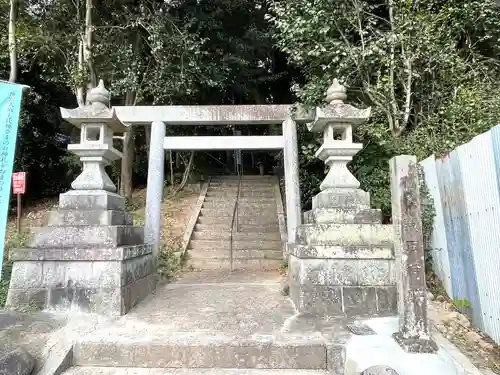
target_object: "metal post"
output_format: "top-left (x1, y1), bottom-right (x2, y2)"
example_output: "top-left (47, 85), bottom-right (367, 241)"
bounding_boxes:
top-left (145, 121), bottom-right (166, 264)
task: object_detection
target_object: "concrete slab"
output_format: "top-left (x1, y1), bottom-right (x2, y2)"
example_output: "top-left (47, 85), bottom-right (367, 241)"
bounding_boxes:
top-left (345, 316), bottom-right (485, 375)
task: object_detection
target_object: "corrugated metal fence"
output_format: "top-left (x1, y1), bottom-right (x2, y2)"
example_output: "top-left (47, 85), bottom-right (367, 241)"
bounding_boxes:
top-left (419, 125), bottom-right (500, 344)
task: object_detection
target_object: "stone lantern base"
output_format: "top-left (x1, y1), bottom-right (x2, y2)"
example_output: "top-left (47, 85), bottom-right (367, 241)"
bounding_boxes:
top-left (5, 190), bottom-right (155, 316)
top-left (290, 187), bottom-right (397, 316)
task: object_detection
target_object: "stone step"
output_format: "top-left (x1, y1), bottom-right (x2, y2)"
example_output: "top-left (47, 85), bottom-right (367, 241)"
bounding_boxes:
top-left (30, 225), bottom-right (144, 248)
top-left (211, 176), bottom-right (276, 181)
top-left (206, 191), bottom-right (275, 198)
top-left (200, 209), bottom-right (277, 217)
top-left (188, 248), bottom-right (283, 259)
top-left (202, 201), bottom-right (276, 209)
top-left (203, 197), bottom-right (276, 204)
top-left (192, 231), bottom-right (281, 241)
top-left (295, 223), bottom-right (394, 247)
top-left (188, 258), bottom-right (283, 270)
top-left (195, 224), bottom-right (280, 233)
top-left (48, 210), bottom-right (134, 226)
top-left (72, 333), bottom-right (326, 369)
top-left (188, 239), bottom-right (281, 251)
top-left (197, 216), bottom-right (279, 225)
top-left (63, 367), bottom-right (330, 375)
top-left (209, 183), bottom-right (275, 188)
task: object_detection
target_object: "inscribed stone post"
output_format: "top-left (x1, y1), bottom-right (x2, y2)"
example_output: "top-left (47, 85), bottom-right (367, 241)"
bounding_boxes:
top-left (389, 155), bottom-right (437, 353)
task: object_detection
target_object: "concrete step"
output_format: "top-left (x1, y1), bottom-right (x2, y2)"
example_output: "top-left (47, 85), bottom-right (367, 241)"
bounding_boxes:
top-left (63, 367), bottom-right (330, 375)
top-left (189, 239), bottom-right (281, 251)
top-left (188, 258), bottom-right (284, 270)
top-left (192, 231), bottom-right (280, 241)
top-left (188, 248), bottom-right (283, 259)
top-left (200, 209), bottom-right (277, 217)
top-left (197, 216), bottom-right (279, 225)
top-left (72, 334), bottom-right (326, 369)
top-left (195, 224), bottom-right (279, 232)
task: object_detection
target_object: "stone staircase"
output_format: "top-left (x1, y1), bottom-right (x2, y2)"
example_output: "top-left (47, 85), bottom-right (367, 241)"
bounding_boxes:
top-left (187, 175), bottom-right (284, 270)
top-left (59, 270), bottom-right (335, 375)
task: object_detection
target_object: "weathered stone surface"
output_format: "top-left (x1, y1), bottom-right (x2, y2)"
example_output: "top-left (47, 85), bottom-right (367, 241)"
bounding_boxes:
top-left (290, 244), bottom-right (393, 260)
top-left (295, 224), bottom-right (394, 247)
top-left (360, 365), bottom-right (399, 375)
top-left (9, 244), bottom-right (152, 262)
top-left (312, 188), bottom-right (370, 210)
top-left (290, 258), bottom-right (395, 286)
top-left (303, 207), bottom-right (382, 225)
top-left (290, 279), bottom-right (397, 316)
top-left (389, 155), bottom-right (436, 353)
top-left (113, 104), bottom-right (315, 125)
top-left (48, 209), bottom-right (133, 226)
top-left (30, 225), bottom-right (144, 248)
top-left (59, 190), bottom-right (125, 210)
top-left (0, 347), bottom-right (34, 375)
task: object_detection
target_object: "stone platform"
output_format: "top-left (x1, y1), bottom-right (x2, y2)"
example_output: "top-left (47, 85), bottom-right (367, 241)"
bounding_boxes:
top-left (66, 270), bottom-right (358, 374)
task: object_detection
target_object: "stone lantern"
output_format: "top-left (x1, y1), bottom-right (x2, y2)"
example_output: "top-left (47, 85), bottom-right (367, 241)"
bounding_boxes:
top-left (61, 80), bottom-right (124, 194)
top-left (308, 79), bottom-right (370, 191)
top-left (288, 79), bottom-right (397, 318)
top-left (5, 80), bottom-right (154, 316)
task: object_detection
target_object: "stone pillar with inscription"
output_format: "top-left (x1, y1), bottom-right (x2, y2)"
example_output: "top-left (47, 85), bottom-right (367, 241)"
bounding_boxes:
top-left (6, 81), bottom-right (155, 316)
top-left (289, 79), bottom-right (397, 316)
top-left (389, 155), bottom-right (437, 353)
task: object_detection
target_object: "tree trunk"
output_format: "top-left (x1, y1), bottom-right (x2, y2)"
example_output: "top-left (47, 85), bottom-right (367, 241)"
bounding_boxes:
top-left (84, 0), bottom-right (96, 92)
top-left (8, 0), bottom-right (18, 83)
top-left (120, 91), bottom-right (136, 200)
top-left (171, 152), bottom-right (194, 196)
top-left (169, 151), bottom-right (174, 186)
top-left (119, 30), bottom-right (142, 200)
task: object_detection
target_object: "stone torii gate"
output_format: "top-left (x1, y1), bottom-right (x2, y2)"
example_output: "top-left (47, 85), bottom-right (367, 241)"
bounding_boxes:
top-left (113, 104), bottom-right (310, 260)
top-left (7, 78), bottom-right (386, 318)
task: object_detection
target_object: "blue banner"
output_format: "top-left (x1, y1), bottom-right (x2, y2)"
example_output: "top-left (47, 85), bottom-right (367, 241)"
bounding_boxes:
top-left (0, 82), bottom-right (23, 280)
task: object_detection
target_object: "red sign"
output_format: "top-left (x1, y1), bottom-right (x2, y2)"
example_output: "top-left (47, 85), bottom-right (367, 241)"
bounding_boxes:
top-left (12, 172), bottom-right (26, 194)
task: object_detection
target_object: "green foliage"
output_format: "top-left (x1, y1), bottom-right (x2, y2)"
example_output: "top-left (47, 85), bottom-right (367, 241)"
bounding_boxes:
top-left (453, 298), bottom-right (472, 309)
top-left (268, 0), bottom-right (500, 219)
top-left (0, 259), bottom-right (13, 308)
top-left (157, 242), bottom-right (184, 281)
top-left (417, 164), bottom-right (436, 273)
